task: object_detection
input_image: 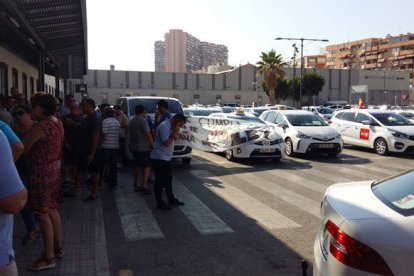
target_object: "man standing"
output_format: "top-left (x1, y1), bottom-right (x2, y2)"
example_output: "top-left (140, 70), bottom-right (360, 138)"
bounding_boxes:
top-left (100, 107), bottom-right (120, 187)
top-left (65, 98), bottom-right (102, 200)
top-left (129, 105), bottom-right (153, 194)
top-left (113, 104), bottom-right (128, 163)
top-left (0, 130), bottom-right (27, 275)
top-left (154, 100), bottom-right (172, 128)
top-left (59, 95), bottom-right (75, 118)
top-left (151, 114), bottom-right (186, 210)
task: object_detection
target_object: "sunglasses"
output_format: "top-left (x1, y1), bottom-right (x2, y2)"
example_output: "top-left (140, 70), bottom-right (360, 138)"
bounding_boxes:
top-left (13, 111), bottom-right (26, 117)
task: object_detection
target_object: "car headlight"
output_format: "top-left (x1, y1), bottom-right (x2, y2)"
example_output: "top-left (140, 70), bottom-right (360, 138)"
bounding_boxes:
top-left (335, 133), bottom-right (341, 139)
top-left (296, 132), bottom-right (311, 139)
top-left (388, 129), bottom-right (409, 139)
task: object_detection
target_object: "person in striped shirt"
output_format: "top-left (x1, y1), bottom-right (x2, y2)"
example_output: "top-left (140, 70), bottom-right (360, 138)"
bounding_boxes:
top-left (101, 107), bottom-right (120, 187)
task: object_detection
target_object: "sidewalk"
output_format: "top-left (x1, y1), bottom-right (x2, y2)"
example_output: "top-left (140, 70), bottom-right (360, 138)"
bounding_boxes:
top-left (13, 186), bottom-right (110, 276)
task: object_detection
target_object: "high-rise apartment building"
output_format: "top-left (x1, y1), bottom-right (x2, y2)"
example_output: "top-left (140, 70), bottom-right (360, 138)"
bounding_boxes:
top-left (323, 33), bottom-right (414, 84)
top-left (154, 41), bottom-right (165, 72)
top-left (154, 29), bottom-right (228, 73)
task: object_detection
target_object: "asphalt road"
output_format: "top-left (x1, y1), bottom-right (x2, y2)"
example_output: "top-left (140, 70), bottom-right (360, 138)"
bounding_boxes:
top-left (101, 147), bottom-right (413, 276)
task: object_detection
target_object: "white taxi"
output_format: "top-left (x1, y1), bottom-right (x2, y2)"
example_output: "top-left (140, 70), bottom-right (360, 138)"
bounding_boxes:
top-left (330, 109), bottom-right (414, 155)
top-left (208, 112), bottom-right (285, 161)
top-left (260, 110), bottom-right (343, 157)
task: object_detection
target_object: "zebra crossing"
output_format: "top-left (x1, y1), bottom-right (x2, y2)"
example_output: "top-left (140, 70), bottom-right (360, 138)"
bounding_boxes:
top-left (114, 152), bottom-right (412, 242)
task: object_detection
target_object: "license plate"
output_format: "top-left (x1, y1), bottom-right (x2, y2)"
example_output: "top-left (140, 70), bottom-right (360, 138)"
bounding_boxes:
top-left (259, 148), bottom-right (274, 153)
top-left (318, 144), bottom-right (334, 148)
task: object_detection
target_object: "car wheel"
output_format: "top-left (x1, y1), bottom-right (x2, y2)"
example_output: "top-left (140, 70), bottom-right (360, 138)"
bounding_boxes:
top-left (374, 138), bottom-right (388, 155)
top-left (225, 149), bottom-right (234, 161)
top-left (182, 157), bottom-right (191, 165)
top-left (285, 138), bottom-right (294, 156)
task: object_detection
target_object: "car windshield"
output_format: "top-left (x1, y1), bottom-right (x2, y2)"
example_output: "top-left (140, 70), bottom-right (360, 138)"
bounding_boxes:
top-left (250, 108), bottom-right (269, 115)
top-left (227, 115), bottom-right (265, 124)
top-left (372, 170), bottom-right (414, 216)
top-left (184, 109), bottom-right (221, 116)
top-left (221, 107), bottom-right (235, 113)
top-left (370, 112), bottom-right (413, 126)
top-left (128, 99), bottom-right (183, 117)
top-left (285, 114), bottom-right (328, 126)
top-left (317, 108), bottom-right (333, 114)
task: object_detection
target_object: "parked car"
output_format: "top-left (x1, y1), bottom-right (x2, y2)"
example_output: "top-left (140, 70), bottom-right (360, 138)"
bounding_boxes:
top-left (244, 107), bottom-right (270, 117)
top-left (260, 110), bottom-right (343, 157)
top-left (208, 111), bottom-right (285, 161)
top-left (220, 106), bottom-right (236, 113)
top-left (184, 106), bottom-right (222, 116)
top-left (393, 110), bottom-right (414, 123)
top-left (330, 109), bottom-right (414, 155)
top-left (302, 106), bottom-right (334, 121)
top-left (314, 170), bottom-right (414, 276)
top-left (118, 96), bottom-right (192, 164)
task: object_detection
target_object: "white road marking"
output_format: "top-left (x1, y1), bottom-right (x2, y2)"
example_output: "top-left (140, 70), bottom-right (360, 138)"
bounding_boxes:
top-left (173, 179), bottom-right (234, 235)
top-left (114, 189), bottom-right (164, 240)
top-left (303, 167), bottom-right (354, 184)
top-left (353, 164), bottom-right (400, 176)
top-left (190, 170), bottom-right (301, 229)
top-left (266, 169), bottom-right (328, 193)
top-left (234, 172), bottom-right (322, 218)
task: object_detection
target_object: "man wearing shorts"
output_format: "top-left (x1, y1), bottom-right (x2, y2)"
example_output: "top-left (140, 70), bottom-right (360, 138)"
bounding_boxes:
top-left (129, 105), bottom-right (153, 194)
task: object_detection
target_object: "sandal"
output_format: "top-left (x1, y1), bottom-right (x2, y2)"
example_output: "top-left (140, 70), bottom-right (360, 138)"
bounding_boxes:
top-left (55, 247), bottom-right (64, 259)
top-left (22, 230), bottom-right (40, 245)
top-left (29, 257), bottom-right (56, 271)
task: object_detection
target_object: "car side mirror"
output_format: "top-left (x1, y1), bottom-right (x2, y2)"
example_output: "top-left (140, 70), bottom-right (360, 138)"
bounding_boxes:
top-left (361, 120), bottom-right (371, 125)
top-left (277, 123), bottom-right (288, 129)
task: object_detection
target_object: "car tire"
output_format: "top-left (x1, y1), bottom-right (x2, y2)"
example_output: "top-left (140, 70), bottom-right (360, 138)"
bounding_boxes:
top-left (285, 138), bottom-right (295, 157)
top-left (374, 138), bottom-right (388, 155)
top-left (182, 157), bottom-right (191, 165)
top-left (225, 149), bottom-right (234, 161)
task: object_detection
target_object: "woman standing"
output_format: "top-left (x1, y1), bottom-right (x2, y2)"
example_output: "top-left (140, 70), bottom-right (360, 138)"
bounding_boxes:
top-left (12, 105), bottom-right (40, 245)
top-left (23, 93), bottom-right (64, 271)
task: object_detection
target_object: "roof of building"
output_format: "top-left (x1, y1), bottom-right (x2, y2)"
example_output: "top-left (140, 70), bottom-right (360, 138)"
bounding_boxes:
top-left (0, 0), bottom-right (87, 78)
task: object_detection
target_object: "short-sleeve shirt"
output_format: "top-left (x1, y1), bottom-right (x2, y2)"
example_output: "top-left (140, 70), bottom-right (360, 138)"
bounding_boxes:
top-left (0, 130), bottom-right (24, 267)
top-left (151, 120), bottom-right (174, 161)
top-left (80, 112), bottom-right (101, 154)
top-left (129, 116), bottom-right (150, 152)
top-left (101, 117), bottom-right (120, 149)
top-left (0, 120), bottom-right (21, 145)
top-left (158, 112), bottom-right (172, 125)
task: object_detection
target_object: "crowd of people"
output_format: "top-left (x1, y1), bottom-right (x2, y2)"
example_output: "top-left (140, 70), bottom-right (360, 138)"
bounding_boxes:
top-left (0, 89), bottom-right (187, 274)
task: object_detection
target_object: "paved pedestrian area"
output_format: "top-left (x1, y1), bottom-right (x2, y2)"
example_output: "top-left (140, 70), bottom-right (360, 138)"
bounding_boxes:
top-left (13, 185), bottom-right (109, 276)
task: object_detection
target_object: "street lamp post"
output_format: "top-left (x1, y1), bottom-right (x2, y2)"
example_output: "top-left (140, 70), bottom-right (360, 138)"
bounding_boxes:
top-left (252, 82), bottom-right (258, 106)
top-left (292, 44), bottom-right (298, 107)
top-left (275, 37), bottom-right (329, 108)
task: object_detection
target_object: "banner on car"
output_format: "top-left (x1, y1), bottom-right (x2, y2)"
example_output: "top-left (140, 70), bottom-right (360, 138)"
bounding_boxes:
top-left (175, 116), bottom-right (280, 152)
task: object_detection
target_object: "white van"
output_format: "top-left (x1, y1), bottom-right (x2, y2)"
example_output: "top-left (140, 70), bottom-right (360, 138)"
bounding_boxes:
top-left (118, 96), bottom-right (192, 164)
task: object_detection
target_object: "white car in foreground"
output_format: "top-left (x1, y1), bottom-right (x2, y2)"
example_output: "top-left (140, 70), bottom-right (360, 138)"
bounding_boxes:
top-left (331, 109), bottom-right (414, 155)
top-left (208, 112), bottom-right (285, 161)
top-left (260, 110), bottom-right (343, 157)
top-left (314, 170), bottom-right (414, 276)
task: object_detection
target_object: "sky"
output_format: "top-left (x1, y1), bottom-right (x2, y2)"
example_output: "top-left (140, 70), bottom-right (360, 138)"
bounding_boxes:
top-left (86, 0), bottom-right (414, 72)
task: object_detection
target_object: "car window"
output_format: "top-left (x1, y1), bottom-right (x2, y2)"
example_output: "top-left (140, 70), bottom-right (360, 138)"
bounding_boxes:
top-left (317, 107), bottom-right (333, 114)
top-left (285, 114), bottom-right (327, 126)
top-left (400, 112), bottom-right (414, 119)
top-left (333, 111), bottom-right (344, 119)
top-left (264, 111), bottom-right (277, 123)
top-left (128, 99), bottom-right (183, 117)
top-left (372, 170), bottom-right (414, 216)
top-left (275, 114), bottom-right (286, 125)
top-left (341, 112), bottom-right (356, 122)
top-left (370, 113), bottom-right (413, 126)
top-left (355, 113), bottom-right (371, 123)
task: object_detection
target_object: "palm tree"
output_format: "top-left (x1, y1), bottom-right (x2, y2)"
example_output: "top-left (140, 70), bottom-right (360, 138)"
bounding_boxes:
top-left (256, 50), bottom-right (286, 105)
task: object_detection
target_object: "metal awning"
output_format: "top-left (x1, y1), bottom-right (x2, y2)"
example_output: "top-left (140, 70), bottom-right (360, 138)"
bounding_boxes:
top-left (0, 0), bottom-right (87, 78)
